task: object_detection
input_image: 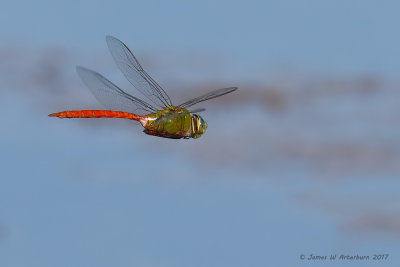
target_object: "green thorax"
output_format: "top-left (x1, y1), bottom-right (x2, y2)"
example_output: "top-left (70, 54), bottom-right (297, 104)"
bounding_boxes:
top-left (144, 106), bottom-right (207, 139)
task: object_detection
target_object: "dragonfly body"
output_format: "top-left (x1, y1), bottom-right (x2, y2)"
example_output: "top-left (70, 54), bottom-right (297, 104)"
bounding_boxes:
top-left (49, 106), bottom-right (207, 139)
top-left (49, 36), bottom-right (235, 139)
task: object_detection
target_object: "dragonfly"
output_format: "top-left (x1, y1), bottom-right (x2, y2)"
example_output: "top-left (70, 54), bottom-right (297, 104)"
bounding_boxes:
top-left (49, 36), bottom-right (237, 139)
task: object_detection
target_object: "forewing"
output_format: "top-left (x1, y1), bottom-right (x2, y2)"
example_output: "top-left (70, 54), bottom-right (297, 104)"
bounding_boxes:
top-left (76, 66), bottom-right (156, 114)
top-left (106, 35), bottom-right (172, 108)
top-left (178, 87), bottom-right (237, 109)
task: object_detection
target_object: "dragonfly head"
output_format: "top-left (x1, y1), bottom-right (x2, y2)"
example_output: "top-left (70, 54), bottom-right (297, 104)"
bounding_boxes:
top-left (191, 114), bottom-right (207, 138)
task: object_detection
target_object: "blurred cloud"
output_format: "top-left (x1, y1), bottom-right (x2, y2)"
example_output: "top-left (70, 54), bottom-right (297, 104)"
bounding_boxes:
top-left (295, 191), bottom-right (400, 239)
top-left (342, 213), bottom-right (400, 238)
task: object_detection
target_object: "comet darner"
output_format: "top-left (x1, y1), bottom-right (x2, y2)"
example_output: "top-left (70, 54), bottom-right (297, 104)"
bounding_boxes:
top-left (49, 36), bottom-right (237, 139)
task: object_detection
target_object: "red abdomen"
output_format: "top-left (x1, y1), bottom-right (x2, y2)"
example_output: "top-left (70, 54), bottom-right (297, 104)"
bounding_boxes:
top-left (49, 110), bottom-right (143, 121)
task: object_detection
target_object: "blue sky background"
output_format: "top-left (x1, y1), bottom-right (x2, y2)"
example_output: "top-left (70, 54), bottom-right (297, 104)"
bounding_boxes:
top-left (1, 0), bottom-right (400, 266)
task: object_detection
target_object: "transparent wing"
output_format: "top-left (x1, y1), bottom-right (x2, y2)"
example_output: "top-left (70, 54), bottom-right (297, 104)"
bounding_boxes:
top-left (106, 35), bottom-right (172, 108)
top-left (178, 87), bottom-right (238, 109)
top-left (76, 66), bottom-right (156, 114)
top-left (189, 108), bottom-right (206, 113)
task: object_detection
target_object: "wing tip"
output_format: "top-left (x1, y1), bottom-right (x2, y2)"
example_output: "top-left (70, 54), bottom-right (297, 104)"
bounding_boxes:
top-left (105, 35), bottom-right (115, 42)
top-left (106, 35), bottom-right (122, 47)
top-left (75, 65), bottom-right (89, 78)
